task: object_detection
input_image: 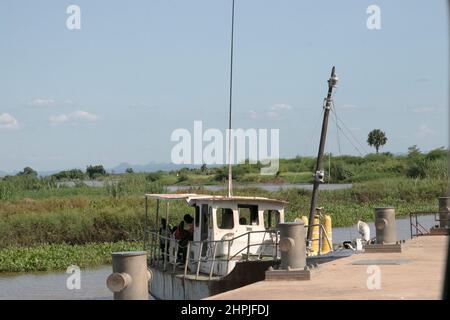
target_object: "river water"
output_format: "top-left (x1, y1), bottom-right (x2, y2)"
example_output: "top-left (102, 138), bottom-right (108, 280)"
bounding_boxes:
top-left (0, 214), bottom-right (440, 300)
top-left (167, 183), bottom-right (353, 192)
top-left (0, 265), bottom-right (112, 300)
top-left (57, 181), bottom-right (352, 192)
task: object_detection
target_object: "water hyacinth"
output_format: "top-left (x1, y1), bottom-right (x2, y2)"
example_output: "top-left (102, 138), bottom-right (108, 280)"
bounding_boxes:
top-left (0, 241), bottom-right (143, 273)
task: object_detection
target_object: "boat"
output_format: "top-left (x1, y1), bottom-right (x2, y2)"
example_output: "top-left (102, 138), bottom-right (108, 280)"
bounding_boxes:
top-left (144, 193), bottom-right (286, 300)
top-left (143, 1), bottom-right (353, 300)
top-left (144, 193), bottom-right (353, 300)
top-left (142, 63), bottom-right (354, 298)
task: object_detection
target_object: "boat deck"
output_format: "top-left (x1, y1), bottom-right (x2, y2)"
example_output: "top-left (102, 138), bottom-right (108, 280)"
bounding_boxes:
top-left (207, 235), bottom-right (449, 300)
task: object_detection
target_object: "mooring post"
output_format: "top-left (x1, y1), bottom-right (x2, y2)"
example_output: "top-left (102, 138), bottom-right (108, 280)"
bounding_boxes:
top-left (106, 251), bottom-right (151, 300)
top-left (375, 207), bottom-right (397, 244)
top-left (265, 221), bottom-right (310, 281)
top-left (278, 222), bottom-right (306, 270)
top-left (364, 207), bottom-right (403, 253)
top-left (438, 197), bottom-right (450, 229)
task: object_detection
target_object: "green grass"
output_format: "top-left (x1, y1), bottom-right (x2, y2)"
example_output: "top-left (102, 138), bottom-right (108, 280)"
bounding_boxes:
top-left (232, 177), bottom-right (447, 227)
top-left (0, 177), bottom-right (446, 272)
top-left (0, 241), bottom-right (143, 273)
top-left (278, 172), bottom-right (313, 183)
top-left (0, 177), bottom-right (446, 249)
top-left (0, 196), bottom-right (146, 248)
top-left (0, 149), bottom-right (447, 272)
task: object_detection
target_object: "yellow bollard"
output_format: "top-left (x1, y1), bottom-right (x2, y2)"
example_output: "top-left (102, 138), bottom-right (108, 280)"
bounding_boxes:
top-left (311, 215), bottom-right (320, 256)
top-left (300, 216), bottom-right (308, 227)
top-left (321, 214), bottom-right (333, 254)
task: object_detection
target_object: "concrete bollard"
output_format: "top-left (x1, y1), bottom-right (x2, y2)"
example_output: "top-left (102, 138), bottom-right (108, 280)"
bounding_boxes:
top-left (278, 222), bottom-right (306, 270)
top-left (438, 197), bottom-right (450, 229)
top-left (106, 251), bottom-right (150, 300)
top-left (375, 207), bottom-right (397, 244)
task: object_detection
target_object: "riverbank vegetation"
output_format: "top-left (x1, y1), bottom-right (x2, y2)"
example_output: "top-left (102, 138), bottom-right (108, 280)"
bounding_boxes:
top-left (1, 146), bottom-right (447, 200)
top-left (0, 177), bottom-right (445, 248)
top-left (0, 147), bottom-right (447, 272)
top-left (0, 241), bottom-right (142, 273)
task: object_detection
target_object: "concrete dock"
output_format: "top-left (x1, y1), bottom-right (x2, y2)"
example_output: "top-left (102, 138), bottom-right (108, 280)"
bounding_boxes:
top-left (207, 236), bottom-right (448, 300)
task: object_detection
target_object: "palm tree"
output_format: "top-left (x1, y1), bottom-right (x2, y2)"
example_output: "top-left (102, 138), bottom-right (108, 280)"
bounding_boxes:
top-left (367, 129), bottom-right (388, 154)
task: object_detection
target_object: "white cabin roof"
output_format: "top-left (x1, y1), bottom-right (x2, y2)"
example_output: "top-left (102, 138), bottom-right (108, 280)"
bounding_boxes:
top-left (145, 193), bottom-right (200, 200)
top-left (145, 193), bottom-right (287, 205)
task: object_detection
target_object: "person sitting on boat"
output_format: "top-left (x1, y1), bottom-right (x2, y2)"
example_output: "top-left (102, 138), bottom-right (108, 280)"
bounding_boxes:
top-left (173, 221), bottom-right (187, 262)
top-left (183, 214), bottom-right (194, 234)
top-left (174, 221), bottom-right (187, 241)
top-left (173, 215), bottom-right (194, 263)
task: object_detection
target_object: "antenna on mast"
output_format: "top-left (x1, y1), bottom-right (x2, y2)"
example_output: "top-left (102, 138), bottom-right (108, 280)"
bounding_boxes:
top-left (227, 0), bottom-right (235, 198)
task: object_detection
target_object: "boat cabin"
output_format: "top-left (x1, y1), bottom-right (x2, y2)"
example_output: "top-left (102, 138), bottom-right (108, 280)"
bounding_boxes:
top-left (145, 193), bottom-right (286, 277)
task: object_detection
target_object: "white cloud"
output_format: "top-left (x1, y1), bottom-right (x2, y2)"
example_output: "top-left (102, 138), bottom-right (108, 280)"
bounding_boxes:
top-left (412, 107), bottom-right (438, 114)
top-left (267, 111), bottom-right (279, 118)
top-left (29, 98), bottom-right (56, 108)
top-left (267, 103), bottom-right (292, 118)
top-left (128, 103), bottom-right (155, 110)
top-left (416, 77), bottom-right (429, 83)
top-left (247, 103), bottom-right (292, 119)
top-left (29, 98), bottom-right (77, 108)
top-left (270, 103), bottom-right (292, 111)
top-left (248, 110), bottom-right (258, 119)
top-left (0, 113), bottom-right (19, 130)
top-left (63, 99), bottom-right (75, 105)
top-left (416, 124), bottom-right (436, 138)
top-left (49, 110), bottom-right (99, 125)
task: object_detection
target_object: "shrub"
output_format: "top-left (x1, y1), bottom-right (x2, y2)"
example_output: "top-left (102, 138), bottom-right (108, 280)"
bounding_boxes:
top-left (16, 167), bottom-right (38, 177)
top-left (177, 173), bottom-right (188, 183)
top-left (329, 161), bottom-right (353, 182)
top-left (52, 169), bottom-right (85, 180)
top-left (86, 165), bottom-right (107, 179)
top-left (426, 147), bottom-right (448, 161)
top-left (146, 171), bottom-right (163, 182)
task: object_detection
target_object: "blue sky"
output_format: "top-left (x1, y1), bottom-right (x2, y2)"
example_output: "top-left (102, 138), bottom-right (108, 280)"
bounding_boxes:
top-left (0, 0), bottom-right (448, 172)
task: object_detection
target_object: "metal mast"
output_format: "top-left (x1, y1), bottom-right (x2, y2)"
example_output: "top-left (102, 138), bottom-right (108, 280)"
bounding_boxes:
top-left (227, 0), bottom-right (236, 197)
top-left (306, 66), bottom-right (339, 242)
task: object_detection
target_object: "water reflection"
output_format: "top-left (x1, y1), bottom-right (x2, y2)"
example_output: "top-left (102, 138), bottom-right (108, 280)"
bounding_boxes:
top-left (0, 266), bottom-right (112, 300)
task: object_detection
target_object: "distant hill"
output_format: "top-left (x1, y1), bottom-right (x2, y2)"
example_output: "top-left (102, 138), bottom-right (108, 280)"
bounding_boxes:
top-left (0, 163), bottom-right (208, 177)
top-left (36, 170), bottom-right (60, 177)
top-left (0, 149), bottom-right (435, 177)
top-left (0, 169), bottom-right (58, 177)
top-left (111, 162), bottom-right (203, 174)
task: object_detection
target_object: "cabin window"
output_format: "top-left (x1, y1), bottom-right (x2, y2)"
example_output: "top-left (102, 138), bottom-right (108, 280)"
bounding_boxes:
top-left (238, 205), bottom-right (259, 225)
top-left (216, 208), bottom-right (234, 229)
top-left (194, 205), bottom-right (200, 228)
top-left (208, 206), bottom-right (213, 229)
top-left (264, 210), bottom-right (281, 229)
top-left (201, 204), bottom-right (209, 240)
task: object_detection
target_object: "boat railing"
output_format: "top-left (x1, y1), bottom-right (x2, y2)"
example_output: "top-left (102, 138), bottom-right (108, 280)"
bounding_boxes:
top-left (148, 222), bottom-right (333, 278)
top-left (185, 229), bottom-right (279, 279)
top-left (147, 229), bottom-right (279, 279)
top-left (147, 231), bottom-right (183, 273)
top-left (410, 211), bottom-right (450, 238)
